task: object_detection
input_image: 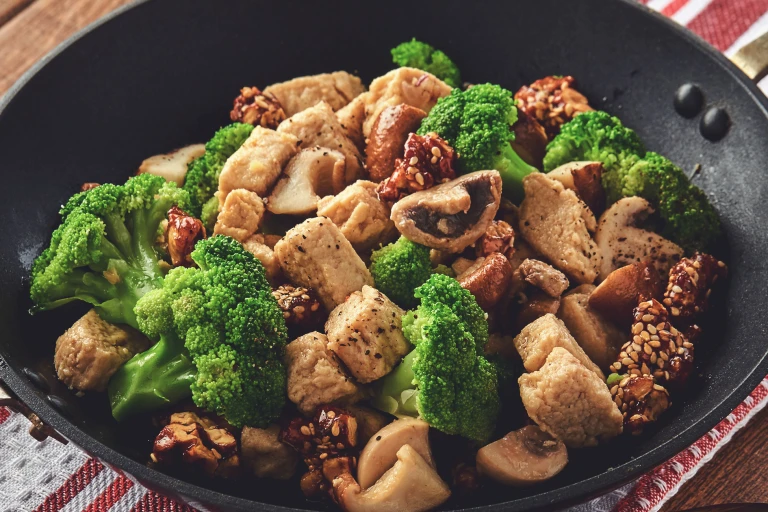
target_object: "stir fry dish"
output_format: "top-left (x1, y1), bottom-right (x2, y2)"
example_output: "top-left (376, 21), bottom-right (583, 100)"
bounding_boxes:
top-left (30, 38), bottom-right (727, 511)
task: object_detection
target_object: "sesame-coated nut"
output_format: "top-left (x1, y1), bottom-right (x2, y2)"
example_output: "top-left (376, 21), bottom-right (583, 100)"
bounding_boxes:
top-left (514, 76), bottom-right (593, 139)
top-left (609, 375), bottom-right (671, 434)
top-left (475, 220), bottom-right (515, 259)
top-left (230, 86), bottom-right (287, 129)
top-left (272, 285), bottom-right (325, 331)
top-left (663, 253), bottom-right (727, 327)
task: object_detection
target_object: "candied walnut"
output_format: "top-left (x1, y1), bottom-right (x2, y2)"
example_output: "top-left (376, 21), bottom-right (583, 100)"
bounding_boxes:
top-left (272, 285), bottom-right (324, 331)
top-left (514, 76), bottom-right (593, 138)
top-left (475, 220), bottom-right (515, 259)
top-left (609, 299), bottom-right (693, 388)
top-left (663, 253), bottom-right (727, 327)
top-left (151, 412), bottom-right (239, 478)
top-left (230, 86), bottom-right (287, 129)
top-left (81, 182), bottom-right (100, 191)
top-left (376, 132), bottom-right (456, 202)
top-left (609, 375), bottom-right (671, 434)
top-left (166, 206), bottom-right (206, 267)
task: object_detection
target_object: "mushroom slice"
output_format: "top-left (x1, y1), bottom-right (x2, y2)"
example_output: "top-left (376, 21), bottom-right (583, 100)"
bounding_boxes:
top-left (267, 148), bottom-right (346, 215)
top-left (588, 262), bottom-right (663, 323)
top-left (357, 418), bottom-right (434, 489)
top-left (595, 197), bottom-right (683, 281)
top-left (366, 104), bottom-right (427, 183)
top-left (333, 444), bottom-right (451, 512)
top-left (510, 109), bottom-right (548, 169)
top-left (476, 425), bottom-right (568, 486)
top-left (137, 143), bottom-right (205, 186)
top-left (390, 170), bottom-right (502, 253)
top-left (547, 161), bottom-right (606, 216)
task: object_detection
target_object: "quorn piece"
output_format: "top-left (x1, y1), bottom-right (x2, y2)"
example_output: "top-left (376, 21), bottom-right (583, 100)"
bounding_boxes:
top-left (390, 170), bottom-right (503, 253)
top-left (325, 286), bottom-right (411, 383)
top-left (277, 101), bottom-right (364, 186)
top-left (285, 332), bottom-right (363, 416)
top-left (557, 286), bottom-right (625, 370)
top-left (337, 93), bottom-right (368, 150)
top-left (241, 425), bottom-right (299, 480)
top-left (274, 217), bottom-right (373, 311)
top-left (589, 262), bottom-right (664, 324)
top-left (316, 181), bottom-right (398, 252)
top-left (137, 144), bottom-right (205, 186)
top-left (662, 253), bottom-right (727, 327)
top-left (366, 104), bottom-right (427, 182)
top-left (217, 126), bottom-right (299, 201)
top-left (547, 161), bottom-right (606, 216)
top-left (514, 75), bottom-right (593, 138)
top-left (332, 445), bottom-right (451, 512)
top-left (54, 310), bottom-right (150, 392)
top-left (263, 71), bottom-right (366, 117)
top-left (510, 109), bottom-right (549, 169)
top-left (213, 188), bottom-right (265, 242)
top-left (518, 173), bottom-right (600, 284)
top-left (267, 147), bottom-right (347, 215)
top-left (476, 425), bottom-right (568, 486)
top-left (458, 253), bottom-right (514, 310)
top-left (357, 418), bottom-right (434, 490)
top-left (165, 206), bottom-right (205, 267)
top-left (518, 348), bottom-right (623, 448)
top-left (595, 197), bottom-right (683, 281)
top-left (230, 86), bottom-right (287, 128)
top-left (514, 313), bottom-right (605, 380)
top-left (475, 220), bottom-right (515, 259)
top-left (609, 375), bottom-right (671, 435)
top-left (242, 234), bottom-right (282, 284)
top-left (376, 132), bottom-right (457, 202)
top-left (518, 259), bottom-right (570, 298)
top-left (609, 299), bottom-right (693, 388)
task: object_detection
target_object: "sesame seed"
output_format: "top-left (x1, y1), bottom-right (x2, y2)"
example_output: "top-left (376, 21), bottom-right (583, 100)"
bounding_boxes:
top-left (622, 357), bottom-right (634, 366)
top-left (415, 173), bottom-right (425, 185)
top-left (648, 324), bottom-right (657, 334)
top-left (615, 396), bottom-right (623, 407)
top-left (641, 331), bottom-right (651, 341)
top-left (331, 424), bottom-right (340, 437)
top-left (430, 156), bottom-right (438, 164)
top-left (644, 344), bottom-right (653, 355)
top-left (632, 323), bottom-right (643, 335)
top-left (650, 352), bottom-right (658, 364)
top-left (672, 285), bottom-right (683, 293)
top-left (431, 146), bottom-right (442, 157)
top-left (641, 362), bottom-right (651, 375)
top-left (642, 314), bottom-right (654, 322)
top-left (319, 453), bottom-right (328, 460)
top-left (650, 340), bottom-right (661, 348)
top-left (630, 368), bottom-right (642, 376)
top-left (611, 385), bottom-right (618, 394)
top-left (660, 351), bottom-right (669, 361)
top-left (658, 358), bottom-right (666, 368)
top-left (633, 335), bottom-right (643, 344)
top-left (718, 260), bottom-right (726, 267)
top-left (409, 156), bottom-right (419, 165)
top-left (693, 260), bottom-right (701, 269)
top-left (631, 343), bottom-right (642, 352)
top-left (663, 298), bottom-right (673, 306)
top-left (407, 166), bottom-right (418, 175)
top-left (653, 384), bottom-right (665, 391)
top-left (327, 410), bottom-right (336, 419)
top-left (677, 347), bottom-right (686, 355)
top-left (630, 352), bottom-right (640, 362)
top-left (620, 377), bottom-right (630, 387)
top-left (300, 426), bottom-right (310, 436)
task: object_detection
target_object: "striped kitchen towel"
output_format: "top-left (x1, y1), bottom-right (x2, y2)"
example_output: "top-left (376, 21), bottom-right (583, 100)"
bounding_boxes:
top-left (3, 0), bottom-right (768, 510)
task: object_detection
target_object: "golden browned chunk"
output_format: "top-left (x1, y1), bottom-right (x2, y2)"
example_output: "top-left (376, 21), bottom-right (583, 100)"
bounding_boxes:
top-left (390, 171), bottom-right (502, 253)
top-left (54, 310), bottom-right (150, 391)
top-left (267, 148), bottom-right (346, 215)
top-left (519, 173), bottom-right (600, 284)
top-left (137, 144), bottom-right (205, 186)
top-left (218, 126), bottom-right (298, 200)
top-left (365, 104), bottom-right (427, 182)
top-left (518, 259), bottom-right (570, 298)
top-left (326, 286), bottom-right (411, 383)
top-left (285, 332), bottom-right (362, 415)
top-left (241, 425), bottom-right (299, 480)
top-left (513, 313), bottom-right (604, 380)
top-left (242, 234), bottom-right (281, 284)
top-left (277, 102), bottom-right (363, 186)
top-left (264, 71), bottom-right (366, 116)
top-left (558, 287), bottom-right (625, 370)
top-left (519, 348), bottom-right (623, 447)
top-left (274, 217), bottom-right (373, 310)
top-left (213, 189), bottom-right (265, 242)
top-left (316, 180), bottom-right (397, 251)
top-left (362, 68), bottom-right (452, 138)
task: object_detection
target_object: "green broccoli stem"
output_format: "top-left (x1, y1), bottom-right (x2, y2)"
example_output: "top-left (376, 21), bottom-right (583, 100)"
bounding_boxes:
top-left (108, 331), bottom-right (196, 422)
top-left (372, 350), bottom-right (420, 416)
top-left (497, 143), bottom-right (538, 203)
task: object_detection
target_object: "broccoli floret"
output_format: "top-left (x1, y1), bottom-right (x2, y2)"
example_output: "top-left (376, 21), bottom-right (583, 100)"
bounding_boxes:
top-left (623, 152), bottom-right (721, 251)
top-left (182, 123), bottom-right (254, 216)
top-left (431, 264), bottom-right (455, 278)
top-left (30, 174), bottom-right (189, 329)
top-left (369, 237), bottom-right (432, 308)
top-left (418, 84), bottom-right (537, 202)
top-left (200, 196), bottom-right (220, 233)
top-left (372, 274), bottom-right (498, 442)
top-left (108, 235), bottom-right (288, 426)
top-left (543, 110), bottom-right (645, 203)
top-left (391, 38), bottom-right (462, 88)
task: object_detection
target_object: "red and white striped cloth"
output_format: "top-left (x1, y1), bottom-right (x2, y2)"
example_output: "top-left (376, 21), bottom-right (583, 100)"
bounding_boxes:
top-left (3, 1), bottom-right (768, 510)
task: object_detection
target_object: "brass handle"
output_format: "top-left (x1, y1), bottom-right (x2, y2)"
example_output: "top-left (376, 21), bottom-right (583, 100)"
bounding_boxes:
top-left (731, 31), bottom-right (768, 82)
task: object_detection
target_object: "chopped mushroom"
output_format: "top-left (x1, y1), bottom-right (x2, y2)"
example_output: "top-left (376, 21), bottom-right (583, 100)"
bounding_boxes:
top-left (510, 109), bottom-right (548, 168)
top-left (390, 170), bottom-right (503, 253)
top-left (332, 444), bottom-right (451, 512)
top-left (458, 253), bottom-right (514, 310)
top-left (137, 144), bottom-right (205, 186)
top-left (589, 262), bottom-right (663, 324)
top-left (357, 418), bottom-right (434, 489)
top-left (365, 104), bottom-right (427, 182)
top-left (547, 161), bottom-right (606, 216)
top-left (518, 173), bottom-right (600, 284)
top-left (595, 197), bottom-right (683, 281)
top-left (517, 259), bottom-right (570, 298)
top-left (267, 147), bottom-right (346, 215)
top-left (476, 425), bottom-right (568, 486)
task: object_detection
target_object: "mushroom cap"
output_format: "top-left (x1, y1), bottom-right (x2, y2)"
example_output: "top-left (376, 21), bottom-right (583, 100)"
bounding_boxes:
top-left (267, 147), bottom-right (346, 215)
top-left (476, 425), bottom-right (568, 486)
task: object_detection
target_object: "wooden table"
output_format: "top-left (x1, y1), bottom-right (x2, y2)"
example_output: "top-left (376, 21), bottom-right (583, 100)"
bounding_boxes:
top-left (0, 1), bottom-right (766, 510)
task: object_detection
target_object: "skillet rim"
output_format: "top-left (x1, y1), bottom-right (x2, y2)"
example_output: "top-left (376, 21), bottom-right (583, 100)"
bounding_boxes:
top-left (0, 0), bottom-right (766, 510)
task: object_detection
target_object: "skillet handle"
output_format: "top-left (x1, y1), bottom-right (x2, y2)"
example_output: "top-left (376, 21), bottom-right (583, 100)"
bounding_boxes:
top-left (731, 31), bottom-right (768, 82)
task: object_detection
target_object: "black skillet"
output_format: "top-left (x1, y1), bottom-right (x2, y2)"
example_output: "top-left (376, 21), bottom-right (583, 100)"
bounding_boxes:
top-left (1, 0), bottom-right (767, 510)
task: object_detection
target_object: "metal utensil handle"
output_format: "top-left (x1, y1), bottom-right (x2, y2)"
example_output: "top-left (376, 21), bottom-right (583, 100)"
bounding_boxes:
top-left (732, 31), bottom-right (768, 82)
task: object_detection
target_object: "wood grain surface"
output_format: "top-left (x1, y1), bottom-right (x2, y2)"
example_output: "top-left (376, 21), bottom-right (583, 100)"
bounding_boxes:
top-left (0, 2), bottom-right (765, 511)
